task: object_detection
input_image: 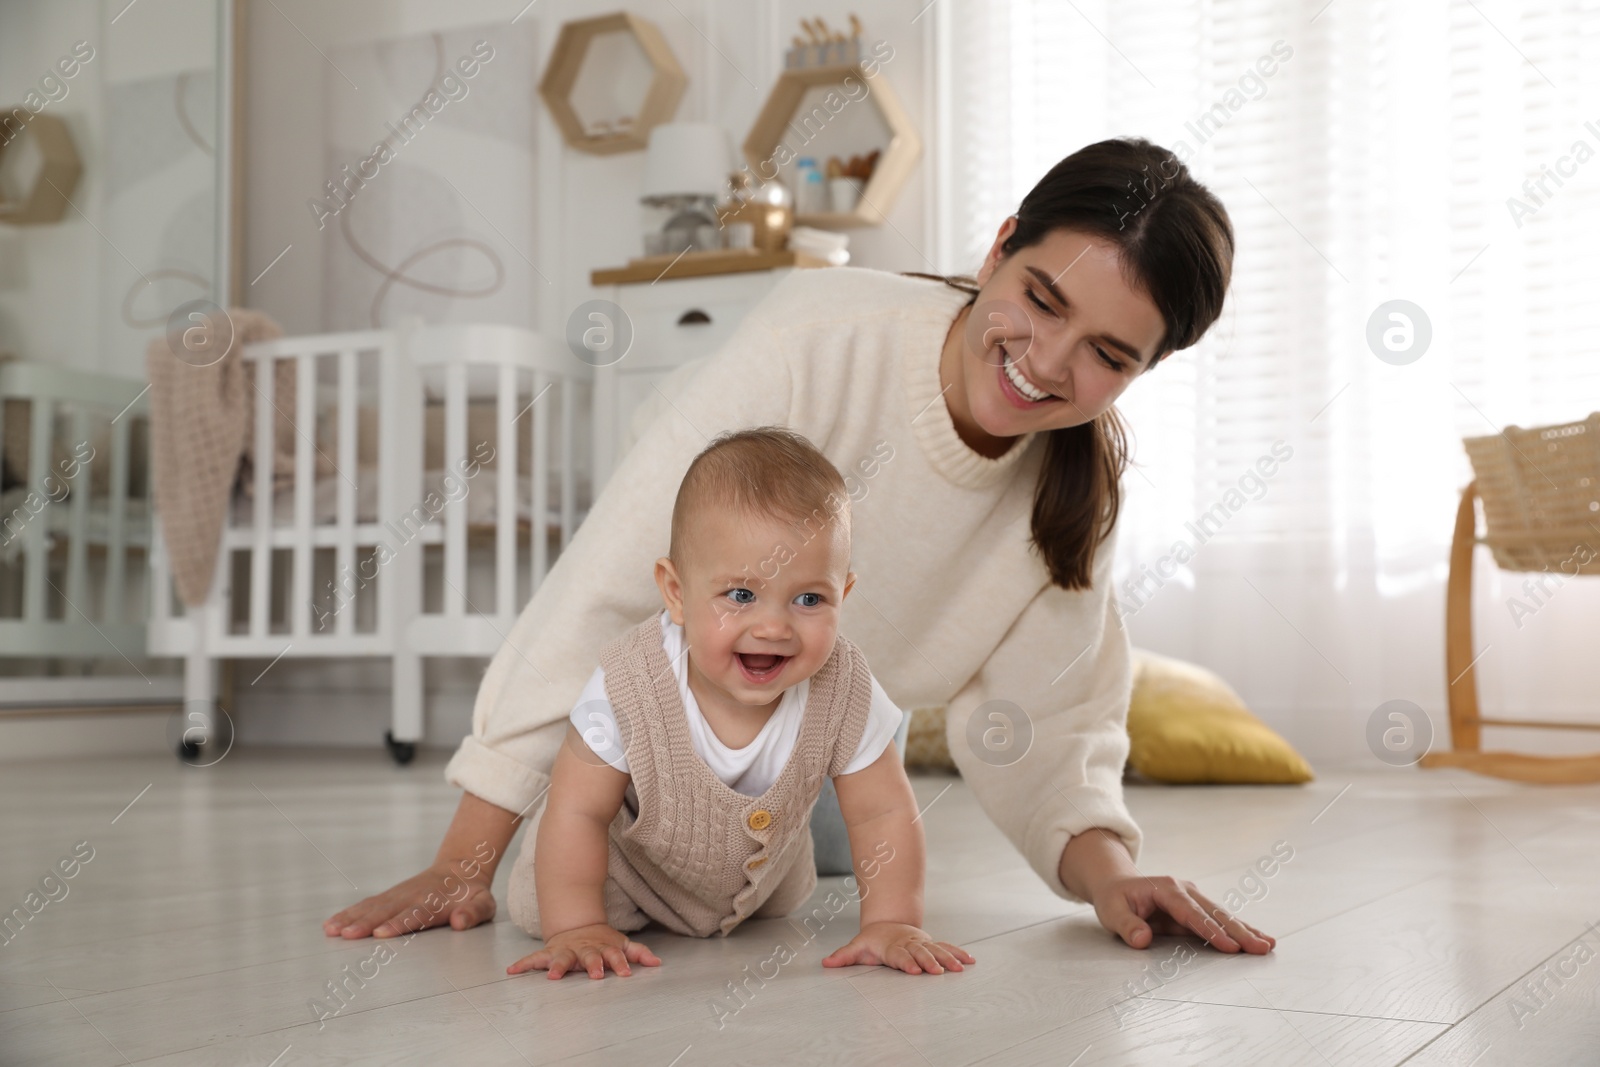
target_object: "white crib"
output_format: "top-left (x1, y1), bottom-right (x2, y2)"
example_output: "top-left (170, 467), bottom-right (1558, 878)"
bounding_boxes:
top-left (145, 323), bottom-right (592, 762)
top-left (1, 361), bottom-right (153, 685)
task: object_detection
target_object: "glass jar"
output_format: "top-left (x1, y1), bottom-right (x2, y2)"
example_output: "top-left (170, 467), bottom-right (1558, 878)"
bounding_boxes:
top-left (717, 170), bottom-right (794, 253)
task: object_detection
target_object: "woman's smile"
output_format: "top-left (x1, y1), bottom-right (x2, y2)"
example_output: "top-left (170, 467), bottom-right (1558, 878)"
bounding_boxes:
top-left (997, 344), bottom-right (1061, 408)
top-left (939, 226), bottom-right (1169, 457)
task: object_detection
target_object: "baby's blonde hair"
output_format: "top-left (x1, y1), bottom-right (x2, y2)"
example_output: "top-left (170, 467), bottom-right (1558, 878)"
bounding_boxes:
top-left (669, 427), bottom-right (850, 568)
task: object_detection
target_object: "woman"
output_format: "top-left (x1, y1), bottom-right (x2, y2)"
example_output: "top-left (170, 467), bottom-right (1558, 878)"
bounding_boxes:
top-left (326, 138), bottom-right (1275, 957)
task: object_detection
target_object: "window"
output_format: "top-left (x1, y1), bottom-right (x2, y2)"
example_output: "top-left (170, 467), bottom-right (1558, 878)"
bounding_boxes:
top-left (937, 0), bottom-right (1600, 748)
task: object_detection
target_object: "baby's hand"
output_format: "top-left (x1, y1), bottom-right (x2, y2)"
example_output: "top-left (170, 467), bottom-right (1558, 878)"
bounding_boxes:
top-left (822, 922), bottom-right (975, 975)
top-left (507, 923), bottom-right (662, 980)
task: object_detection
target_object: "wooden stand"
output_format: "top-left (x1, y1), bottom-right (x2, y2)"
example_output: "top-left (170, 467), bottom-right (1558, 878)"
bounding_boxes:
top-left (741, 63), bottom-right (921, 230)
top-left (1420, 481), bottom-right (1600, 783)
top-left (538, 12), bottom-right (686, 155)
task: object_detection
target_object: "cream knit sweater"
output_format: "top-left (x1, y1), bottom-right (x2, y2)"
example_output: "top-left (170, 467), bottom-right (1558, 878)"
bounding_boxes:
top-left (446, 267), bottom-right (1141, 900)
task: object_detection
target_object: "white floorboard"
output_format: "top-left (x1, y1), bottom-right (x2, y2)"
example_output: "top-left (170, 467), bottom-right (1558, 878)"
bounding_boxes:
top-left (1, 750), bottom-right (1596, 1065)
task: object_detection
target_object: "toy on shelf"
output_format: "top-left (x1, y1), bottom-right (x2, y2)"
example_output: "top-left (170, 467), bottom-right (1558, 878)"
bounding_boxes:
top-left (826, 151), bottom-right (878, 180)
top-left (744, 13), bottom-right (920, 229)
top-left (786, 13), bottom-right (865, 68)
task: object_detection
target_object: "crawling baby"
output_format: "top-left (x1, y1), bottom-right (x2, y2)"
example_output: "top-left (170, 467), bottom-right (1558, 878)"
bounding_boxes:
top-left (505, 426), bottom-right (974, 980)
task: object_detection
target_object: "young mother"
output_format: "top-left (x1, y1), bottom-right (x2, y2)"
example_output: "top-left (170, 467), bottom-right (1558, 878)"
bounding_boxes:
top-left (327, 138), bottom-right (1276, 957)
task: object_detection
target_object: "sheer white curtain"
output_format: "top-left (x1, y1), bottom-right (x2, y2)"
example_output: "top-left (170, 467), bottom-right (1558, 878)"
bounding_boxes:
top-left (936, 0), bottom-right (1600, 763)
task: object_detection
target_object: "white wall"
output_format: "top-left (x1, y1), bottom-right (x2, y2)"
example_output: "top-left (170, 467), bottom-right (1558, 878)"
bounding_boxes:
top-left (235, 0), bottom-right (937, 750)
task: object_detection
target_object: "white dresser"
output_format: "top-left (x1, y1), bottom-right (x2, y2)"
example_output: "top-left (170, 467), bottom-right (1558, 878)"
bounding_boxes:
top-left (588, 256), bottom-right (825, 489)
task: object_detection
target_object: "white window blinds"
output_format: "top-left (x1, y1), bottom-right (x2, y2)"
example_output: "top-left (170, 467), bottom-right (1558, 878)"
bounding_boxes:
top-left (937, 0), bottom-right (1600, 754)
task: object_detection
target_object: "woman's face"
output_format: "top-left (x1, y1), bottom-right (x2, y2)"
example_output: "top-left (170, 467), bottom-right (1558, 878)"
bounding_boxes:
top-left (950, 220), bottom-right (1168, 447)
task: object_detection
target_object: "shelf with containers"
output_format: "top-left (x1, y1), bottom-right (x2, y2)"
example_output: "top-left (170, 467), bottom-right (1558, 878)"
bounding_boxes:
top-left (741, 60), bottom-right (920, 231)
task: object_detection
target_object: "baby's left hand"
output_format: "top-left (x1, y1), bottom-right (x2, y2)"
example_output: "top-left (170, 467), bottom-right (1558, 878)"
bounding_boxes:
top-left (822, 922), bottom-right (975, 975)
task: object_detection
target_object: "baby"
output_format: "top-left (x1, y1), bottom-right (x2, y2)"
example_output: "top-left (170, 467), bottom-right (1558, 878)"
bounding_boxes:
top-left (506, 427), bottom-right (974, 980)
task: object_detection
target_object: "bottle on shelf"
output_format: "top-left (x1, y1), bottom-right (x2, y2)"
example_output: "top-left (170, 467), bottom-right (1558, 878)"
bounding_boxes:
top-left (794, 157), bottom-right (826, 216)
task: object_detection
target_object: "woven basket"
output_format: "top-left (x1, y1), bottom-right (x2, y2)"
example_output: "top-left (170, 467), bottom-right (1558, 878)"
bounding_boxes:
top-left (1463, 412), bottom-right (1600, 574)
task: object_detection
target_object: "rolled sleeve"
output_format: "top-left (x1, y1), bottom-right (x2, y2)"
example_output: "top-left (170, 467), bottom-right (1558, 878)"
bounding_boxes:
top-left (444, 731), bottom-right (560, 818)
top-left (943, 521), bottom-right (1140, 902)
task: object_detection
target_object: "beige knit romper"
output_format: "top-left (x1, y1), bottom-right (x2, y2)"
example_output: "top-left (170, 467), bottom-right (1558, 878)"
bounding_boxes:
top-left (508, 613), bottom-right (875, 940)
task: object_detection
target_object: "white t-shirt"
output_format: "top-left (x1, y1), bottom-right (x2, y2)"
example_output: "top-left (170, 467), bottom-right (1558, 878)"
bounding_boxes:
top-left (570, 610), bottom-right (904, 797)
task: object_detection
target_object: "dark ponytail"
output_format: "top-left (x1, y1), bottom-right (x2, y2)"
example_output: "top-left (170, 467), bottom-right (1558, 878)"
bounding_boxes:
top-left (910, 137), bottom-right (1233, 591)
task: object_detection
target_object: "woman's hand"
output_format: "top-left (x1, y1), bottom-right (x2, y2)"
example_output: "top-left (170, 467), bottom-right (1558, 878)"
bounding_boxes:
top-left (822, 922), bottom-right (976, 975)
top-left (1059, 828), bottom-right (1276, 954)
top-left (507, 923), bottom-right (662, 980)
top-left (324, 791), bottom-right (517, 939)
top-left (323, 861), bottom-right (497, 939)
top-left (1090, 873), bottom-right (1275, 954)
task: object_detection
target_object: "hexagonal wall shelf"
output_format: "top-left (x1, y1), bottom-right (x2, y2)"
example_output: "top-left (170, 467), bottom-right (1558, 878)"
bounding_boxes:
top-left (0, 112), bottom-right (83, 226)
top-left (742, 63), bottom-right (921, 229)
top-left (539, 12), bottom-right (687, 155)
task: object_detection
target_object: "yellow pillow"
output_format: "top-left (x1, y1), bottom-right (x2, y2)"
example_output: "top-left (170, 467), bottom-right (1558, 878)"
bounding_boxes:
top-left (898, 651), bottom-right (1313, 784)
top-left (1128, 649), bottom-right (1314, 784)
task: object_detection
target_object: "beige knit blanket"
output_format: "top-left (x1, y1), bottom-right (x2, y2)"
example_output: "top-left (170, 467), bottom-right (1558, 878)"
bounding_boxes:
top-left (146, 308), bottom-right (291, 607)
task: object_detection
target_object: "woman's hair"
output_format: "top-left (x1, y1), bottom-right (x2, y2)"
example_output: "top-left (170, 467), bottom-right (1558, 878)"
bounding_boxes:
top-left (908, 137), bottom-right (1234, 592)
top-left (670, 426), bottom-right (849, 569)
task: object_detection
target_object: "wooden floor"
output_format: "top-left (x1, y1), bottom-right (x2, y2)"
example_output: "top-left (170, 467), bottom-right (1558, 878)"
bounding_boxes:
top-left (1, 750), bottom-right (1596, 1066)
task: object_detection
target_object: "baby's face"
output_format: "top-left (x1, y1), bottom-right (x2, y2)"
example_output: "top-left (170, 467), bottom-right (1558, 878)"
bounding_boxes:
top-left (657, 507), bottom-right (854, 713)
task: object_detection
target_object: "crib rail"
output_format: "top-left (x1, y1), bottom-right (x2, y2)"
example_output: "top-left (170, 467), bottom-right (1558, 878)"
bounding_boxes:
top-left (0, 361), bottom-right (150, 659)
top-left (147, 324), bottom-right (593, 668)
top-left (400, 324), bottom-right (589, 653)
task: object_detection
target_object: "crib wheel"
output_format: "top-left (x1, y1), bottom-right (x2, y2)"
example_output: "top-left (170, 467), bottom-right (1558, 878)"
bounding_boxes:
top-left (176, 738), bottom-right (203, 762)
top-left (384, 731), bottom-right (416, 766)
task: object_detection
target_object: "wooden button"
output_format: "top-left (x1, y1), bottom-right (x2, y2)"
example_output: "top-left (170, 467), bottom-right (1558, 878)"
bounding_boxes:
top-left (747, 857), bottom-right (768, 869)
top-left (747, 809), bottom-right (773, 831)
